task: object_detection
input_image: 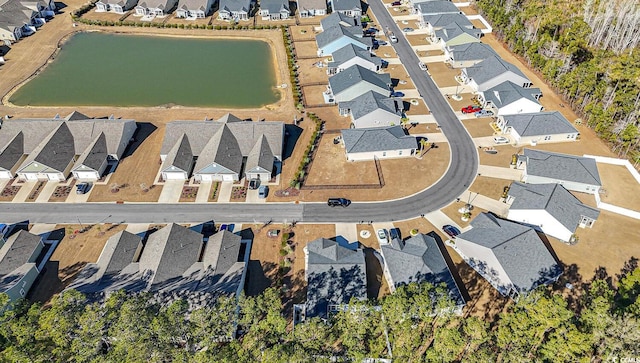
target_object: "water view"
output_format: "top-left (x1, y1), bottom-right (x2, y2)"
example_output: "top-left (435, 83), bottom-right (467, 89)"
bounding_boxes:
top-left (10, 32), bottom-right (279, 107)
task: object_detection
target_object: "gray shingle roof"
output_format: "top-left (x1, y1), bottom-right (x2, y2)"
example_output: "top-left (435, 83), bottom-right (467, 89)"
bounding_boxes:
top-left (434, 22), bottom-right (481, 42)
top-left (219, 0), bottom-right (252, 13)
top-left (137, 0), bottom-right (173, 9)
top-left (508, 182), bottom-right (600, 233)
top-left (193, 125), bottom-right (244, 175)
top-left (20, 122), bottom-right (75, 173)
top-left (0, 230), bottom-right (42, 276)
top-left (422, 13), bottom-right (472, 28)
top-left (448, 42), bottom-right (498, 62)
top-left (332, 0), bottom-right (361, 12)
top-left (465, 56), bottom-right (529, 86)
top-left (100, 231), bottom-right (143, 275)
top-left (260, 0), bottom-right (289, 13)
top-left (73, 132), bottom-right (108, 172)
top-left (328, 64), bottom-right (391, 97)
top-left (177, 0), bottom-right (208, 11)
top-left (202, 230), bottom-right (241, 275)
top-left (320, 11), bottom-right (361, 30)
top-left (522, 149), bottom-right (602, 186)
top-left (339, 90), bottom-right (403, 121)
top-left (297, 0), bottom-right (326, 11)
top-left (458, 213), bottom-right (561, 293)
top-left (342, 126), bottom-right (417, 153)
top-left (328, 43), bottom-right (382, 69)
top-left (305, 238), bottom-right (367, 318)
top-left (416, 0), bottom-right (460, 15)
top-left (482, 81), bottom-right (541, 109)
top-left (502, 111), bottom-right (578, 137)
top-left (245, 134), bottom-right (274, 174)
top-left (316, 24), bottom-right (371, 50)
top-left (162, 133), bottom-right (193, 174)
top-left (0, 131), bottom-right (24, 171)
top-left (381, 234), bottom-right (464, 305)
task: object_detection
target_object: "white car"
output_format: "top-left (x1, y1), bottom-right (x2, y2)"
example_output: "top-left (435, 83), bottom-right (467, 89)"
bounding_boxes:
top-left (376, 229), bottom-right (389, 245)
top-left (418, 62), bottom-right (427, 71)
top-left (389, 35), bottom-right (398, 43)
top-left (493, 136), bottom-right (509, 144)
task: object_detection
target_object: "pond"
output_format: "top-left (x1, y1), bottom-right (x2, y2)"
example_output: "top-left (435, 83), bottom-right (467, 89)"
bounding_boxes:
top-left (9, 32), bottom-right (280, 108)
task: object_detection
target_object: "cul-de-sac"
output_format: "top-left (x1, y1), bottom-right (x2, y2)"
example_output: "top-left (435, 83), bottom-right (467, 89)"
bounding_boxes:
top-left (0, 0), bottom-right (639, 360)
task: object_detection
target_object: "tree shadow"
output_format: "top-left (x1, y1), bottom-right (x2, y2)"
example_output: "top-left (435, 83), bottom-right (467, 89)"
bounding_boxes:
top-left (245, 260), bottom-right (277, 296)
top-left (363, 247), bottom-right (383, 299)
top-left (121, 122), bottom-right (157, 159)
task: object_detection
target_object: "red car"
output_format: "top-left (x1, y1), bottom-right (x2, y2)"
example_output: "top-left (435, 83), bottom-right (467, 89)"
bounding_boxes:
top-left (461, 105), bottom-right (482, 113)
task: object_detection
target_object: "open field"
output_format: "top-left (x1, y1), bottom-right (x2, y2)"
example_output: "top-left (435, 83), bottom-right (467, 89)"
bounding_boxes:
top-left (469, 176), bottom-right (509, 200)
top-left (462, 119), bottom-right (496, 138)
top-left (597, 163), bottom-right (640, 211)
top-left (427, 62), bottom-right (459, 88)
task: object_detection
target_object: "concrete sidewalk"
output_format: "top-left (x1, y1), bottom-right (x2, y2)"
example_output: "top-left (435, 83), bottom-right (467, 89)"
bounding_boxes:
top-left (335, 223), bottom-right (358, 243)
top-left (413, 132), bottom-right (448, 143)
top-left (458, 190), bottom-right (509, 217)
top-left (419, 55), bottom-right (446, 63)
top-left (407, 114), bottom-right (436, 123)
top-left (35, 182), bottom-right (58, 203)
top-left (13, 181), bottom-right (37, 202)
top-left (424, 211), bottom-right (462, 235)
top-left (411, 44), bottom-right (441, 52)
top-left (473, 136), bottom-right (501, 147)
top-left (477, 165), bottom-right (523, 181)
top-left (439, 85), bottom-right (474, 95)
top-left (158, 180), bottom-right (183, 203)
top-left (195, 181), bottom-right (212, 203)
top-left (400, 89), bottom-right (421, 98)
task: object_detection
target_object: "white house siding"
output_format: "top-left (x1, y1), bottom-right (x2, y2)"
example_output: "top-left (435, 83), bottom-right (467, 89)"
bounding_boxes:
top-left (334, 83), bottom-right (389, 103)
top-left (0, 170), bottom-right (12, 179)
top-left (195, 173), bottom-right (237, 182)
top-left (510, 131), bottom-right (578, 146)
top-left (346, 148), bottom-right (415, 161)
top-left (455, 239), bottom-right (513, 292)
top-left (162, 170), bottom-right (188, 180)
top-left (494, 100), bottom-right (542, 116)
top-left (332, 58), bottom-right (379, 74)
top-left (507, 209), bottom-right (573, 242)
top-left (246, 169), bottom-right (271, 181)
top-left (522, 174), bottom-right (600, 195)
top-left (352, 109), bottom-right (402, 129)
top-left (471, 73), bottom-right (531, 93)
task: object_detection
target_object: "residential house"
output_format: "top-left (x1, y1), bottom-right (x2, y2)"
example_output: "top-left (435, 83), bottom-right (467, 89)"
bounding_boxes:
top-left (341, 126), bottom-right (417, 161)
top-left (259, 0), bottom-right (290, 20)
top-left (0, 230), bottom-right (44, 303)
top-left (516, 149), bottom-right (602, 194)
top-left (327, 43), bottom-right (382, 75)
top-left (0, 112), bottom-right (137, 180)
top-left (303, 238), bottom-right (366, 319)
top-left (444, 42), bottom-right (498, 68)
top-left (414, 1), bottom-right (460, 17)
top-left (332, 0), bottom-right (361, 17)
top-left (380, 233), bottom-right (465, 312)
top-left (175, 0), bottom-right (215, 18)
top-left (96, 0), bottom-right (138, 13)
top-left (455, 213), bottom-right (562, 299)
top-left (316, 23), bottom-right (371, 57)
top-left (70, 225), bottom-right (249, 300)
top-left (460, 55), bottom-right (532, 92)
top-left (506, 182), bottom-right (600, 243)
top-left (0, 0), bottom-right (55, 44)
top-left (327, 64), bottom-right (391, 103)
top-left (319, 11), bottom-right (360, 31)
top-left (496, 111), bottom-right (579, 145)
top-left (218, 0), bottom-right (253, 20)
top-left (477, 81), bottom-right (542, 116)
top-left (159, 114), bottom-right (284, 182)
top-left (297, 0), bottom-right (326, 17)
top-left (429, 22), bottom-right (481, 49)
top-left (338, 91), bottom-right (403, 128)
top-left (135, 0), bottom-right (178, 16)
top-left (420, 13), bottom-right (472, 34)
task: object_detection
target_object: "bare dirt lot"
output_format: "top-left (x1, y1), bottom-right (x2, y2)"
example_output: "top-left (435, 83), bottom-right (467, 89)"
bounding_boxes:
top-left (462, 119), bottom-right (496, 138)
top-left (597, 163), bottom-right (640, 211)
top-left (387, 64), bottom-right (416, 90)
top-left (297, 58), bottom-right (328, 86)
top-left (427, 62), bottom-right (460, 88)
top-left (301, 85), bottom-right (328, 106)
top-left (469, 176), bottom-right (509, 200)
top-left (289, 25), bottom-right (318, 41)
top-left (293, 40), bottom-right (320, 58)
top-left (29, 223), bottom-right (128, 304)
top-left (404, 99), bottom-right (431, 115)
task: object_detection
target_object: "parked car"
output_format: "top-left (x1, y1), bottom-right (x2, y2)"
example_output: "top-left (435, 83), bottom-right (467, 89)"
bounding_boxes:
top-left (391, 91), bottom-right (405, 97)
top-left (391, 1), bottom-right (401, 5)
top-left (267, 229), bottom-right (280, 238)
top-left (402, 27), bottom-right (414, 32)
top-left (474, 109), bottom-right (494, 117)
top-left (376, 229), bottom-right (389, 245)
top-left (389, 34), bottom-right (398, 43)
top-left (461, 105), bottom-right (482, 113)
top-left (364, 27), bottom-right (379, 35)
top-left (327, 198), bottom-right (351, 207)
top-left (375, 40), bottom-right (388, 46)
top-left (249, 178), bottom-right (260, 190)
top-left (76, 182), bottom-right (90, 195)
top-left (418, 62), bottom-right (428, 71)
top-left (220, 224), bottom-right (235, 232)
top-left (258, 185), bottom-right (268, 199)
top-left (389, 228), bottom-right (401, 241)
top-left (493, 136), bottom-right (509, 144)
top-left (442, 225), bottom-right (461, 238)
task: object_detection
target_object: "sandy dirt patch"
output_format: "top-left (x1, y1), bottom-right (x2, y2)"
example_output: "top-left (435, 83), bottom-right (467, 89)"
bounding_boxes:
top-left (596, 163), bottom-right (640, 211)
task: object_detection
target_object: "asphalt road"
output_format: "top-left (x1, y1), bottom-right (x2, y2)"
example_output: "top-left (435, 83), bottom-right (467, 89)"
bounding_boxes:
top-left (0, 4), bottom-right (478, 225)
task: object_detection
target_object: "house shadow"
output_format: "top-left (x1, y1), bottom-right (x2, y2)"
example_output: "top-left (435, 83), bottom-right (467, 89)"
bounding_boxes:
top-left (330, 235), bottom-right (359, 250)
top-left (122, 122), bottom-right (157, 158)
top-left (245, 260), bottom-right (276, 296)
top-left (54, 2), bottom-right (67, 11)
top-left (428, 231), bottom-right (471, 303)
top-left (282, 124), bottom-right (303, 161)
top-left (390, 78), bottom-right (400, 88)
top-left (402, 100), bottom-right (412, 112)
top-left (0, 45), bottom-right (10, 57)
top-left (363, 247), bottom-right (383, 299)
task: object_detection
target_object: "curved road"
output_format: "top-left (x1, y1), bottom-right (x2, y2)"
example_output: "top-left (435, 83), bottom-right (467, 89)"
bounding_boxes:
top-left (0, 3), bottom-right (478, 224)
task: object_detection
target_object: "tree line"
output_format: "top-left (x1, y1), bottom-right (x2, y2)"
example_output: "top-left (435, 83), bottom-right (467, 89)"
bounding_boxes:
top-left (476, 0), bottom-right (640, 166)
top-left (1, 267), bottom-right (639, 362)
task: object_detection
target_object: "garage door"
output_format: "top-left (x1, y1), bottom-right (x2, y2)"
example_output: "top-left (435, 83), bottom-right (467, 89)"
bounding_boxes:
top-left (222, 174), bottom-right (234, 182)
top-left (24, 173), bottom-right (38, 181)
top-left (75, 171), bottom-right (98, 180)
top-left (163, 171), bottom-right (185, 180)
top-left (200, 174), bottom-right (213, 182)
top-left (0, 171), bottom-right (11, 179)
top-left (48, 174), bottom-right (60, 182)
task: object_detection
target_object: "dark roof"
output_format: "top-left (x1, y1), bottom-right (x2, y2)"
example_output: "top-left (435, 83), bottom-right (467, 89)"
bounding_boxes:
top-left (101, 231), bottom-right (143, 275)
top-left (465, 56), bottom-right (529, 87)
top-left (20, 123), bottom-right (75, 173)
top-left (260, 0), bottom-right (289, 13)
top-left (416, 0), bottom-right (460, 15)
top-left (162, 133), bottom-right (193, 174)
top-left (448, 42), bottom-right (497, 62)
top-left (245, 134), bottom-right (274, 174)
top-left (305, 238), bottom-right (366, 318)
top-left (341, 126), bottom-right (417, 153)
top-left (457, 213), bottom-right (562, 293)
top-left (0, 131), bottom-right (24, 171)
top-left (0, 230), bottom-right (42, 276)
top-left (434, 22), bottom-right (481, 42)
top-left (522, 149), bottom-right (602, 186)
top-left (329, 64), bottom-right (391, 96)
top-left (502, 111), bottom-right (578, 137)
top-left (219, 0), bottom-right (252, 12)
top-left (316, 24), bottom-right (371, 50)
top-left (380, 234), bottom-right (464, 305)
top-left (193, 125), bottom-right (244, 175)
top-left (328, 43), bottom-right (383, 69)
top-left (320, 11), bottom-right (361, 30)
top-left (508, 182), bottom-right (600, 233)
top-left (73, 132), bottom-right (108, 172)
top-left (338, 90), bottom-right (403, 121)
top-left (482, 81), bottom-right (541, 109)
top-left (422, 13), bottom-right (473, 28)
top-left (333, 0), bottom-right (361, 12)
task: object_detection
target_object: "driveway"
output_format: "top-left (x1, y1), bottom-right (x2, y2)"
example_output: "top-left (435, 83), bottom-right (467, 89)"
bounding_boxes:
top-left (477, 165), bottom-right (523, 180)
top-left (157, 180), bottom-right (183, 203)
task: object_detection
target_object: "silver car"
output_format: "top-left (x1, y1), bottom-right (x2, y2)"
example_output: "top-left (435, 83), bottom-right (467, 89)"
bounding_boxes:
top-left (376, 229), bottom-right (389, 245)
top-left (493, 136), bottom-right (509, 144)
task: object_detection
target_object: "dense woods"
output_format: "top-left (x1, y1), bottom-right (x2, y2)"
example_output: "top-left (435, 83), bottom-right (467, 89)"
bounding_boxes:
top-left (476, 0), bottom-right (640, 165)
top-left (1, 268), bottom-right (639, 362)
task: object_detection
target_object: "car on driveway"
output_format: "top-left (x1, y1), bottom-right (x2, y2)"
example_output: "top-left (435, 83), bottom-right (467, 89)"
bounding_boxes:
top-left (493, 136), bottom-right (509, 144)
top-left (328, 198), bottom-right (351, 207)
top-left (402, 27), bottom-right (414, 32)
top-left (249, 178), bottom-right (260, 190)
top-left (76, 182), bottom-right (91, 195)
top-left (474, 109), bottom-right (494, 117)
top-left (391, 91), bottom-right (405, 97)
top-left (389, 34), bottom-right (398, 43)
top-left (364, 28), bottom-right (379, 35)
top-left (391, 1), bottom-right (401, 5)
top-left (258, 185), bottom-right (268, 198)
top-left (442, 225), bottom-right (461, 238)
top-left (418, 62), bottom-right (428, 71)
top-left (267, 229), bottom-right (279, 238)
top-left (389, 228), bottom-right (401, 241)
top-left (375, 40), bottom-right (388, 46)
top-left (461, 105), bottom-right (482, 113)
top-left (376, 229), bottom-right (389, 245)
